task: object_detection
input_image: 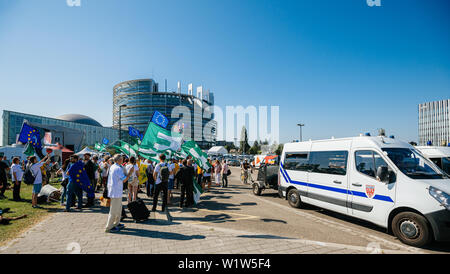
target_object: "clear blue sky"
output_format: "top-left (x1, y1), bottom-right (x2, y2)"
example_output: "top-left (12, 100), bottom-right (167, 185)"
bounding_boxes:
top-left (0, 0), bottom-right (449, 145)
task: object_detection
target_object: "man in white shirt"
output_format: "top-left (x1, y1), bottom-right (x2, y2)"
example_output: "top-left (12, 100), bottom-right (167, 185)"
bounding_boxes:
top-left (11, 157), bottom-right (24, 201)
top-left (105, 154), bottom-right (134, 233)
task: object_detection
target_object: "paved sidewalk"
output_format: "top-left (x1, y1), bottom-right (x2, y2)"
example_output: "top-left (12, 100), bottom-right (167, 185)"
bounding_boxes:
top-left (0, 199), bottom-right (411, 254)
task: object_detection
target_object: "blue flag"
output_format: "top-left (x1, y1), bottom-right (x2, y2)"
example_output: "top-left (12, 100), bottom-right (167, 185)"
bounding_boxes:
top-left (18, 122), bottom-right (42, 150)
top-left (68, 161), bottom-right (95, 198)
top-left (102, 138), bottom-right (110, 145)
top-left (128, 126), bottom-right (143, 141)
top-left (151, 111), bottom-right (169, 129)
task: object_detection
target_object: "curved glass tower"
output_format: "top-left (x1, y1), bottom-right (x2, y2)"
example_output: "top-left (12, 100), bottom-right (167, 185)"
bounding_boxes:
top-left (113, 79), bottom-right (216, 148)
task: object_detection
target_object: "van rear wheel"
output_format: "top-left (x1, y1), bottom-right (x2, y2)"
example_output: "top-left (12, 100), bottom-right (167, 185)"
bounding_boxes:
top-left (287, 189), bottom-right (301, 208)
top-left (252, 183), bottom-right (262, 196)
top-left (392, 212), bottom-right (432, 247)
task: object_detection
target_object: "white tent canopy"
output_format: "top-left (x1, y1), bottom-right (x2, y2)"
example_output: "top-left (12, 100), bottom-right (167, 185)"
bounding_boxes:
top-left (75, 147), bottom-right (100, 157)
top-left (208, 146), bottom-right (228, 155)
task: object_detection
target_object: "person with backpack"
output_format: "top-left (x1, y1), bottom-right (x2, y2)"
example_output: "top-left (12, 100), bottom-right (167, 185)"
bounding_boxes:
top-left (152, 154), bottom-right (170, 213)
top-left (221, 160), bottom-right (230, 188)
top-left (28, 154), bottom-right (51, 208)
top-left (145, 159), bottom-right (155, 197)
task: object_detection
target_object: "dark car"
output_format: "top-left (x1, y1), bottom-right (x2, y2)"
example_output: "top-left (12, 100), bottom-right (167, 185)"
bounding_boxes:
top-left (227, 159), bottom-right (241, 167)
top-left (252, 157), bottom-right (280, 196)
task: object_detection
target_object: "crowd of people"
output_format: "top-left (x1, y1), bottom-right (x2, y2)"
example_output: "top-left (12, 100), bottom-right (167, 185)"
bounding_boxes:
top-left (0, 151), bottom-right (233, 232)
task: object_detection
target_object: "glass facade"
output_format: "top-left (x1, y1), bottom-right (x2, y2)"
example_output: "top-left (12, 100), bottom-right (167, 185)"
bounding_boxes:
top-left (418, 99), bottom-right (450, 146)
top-left (113, 79), bottom-right (216, 148)
top-left (2, 110), bottom-right (118, 151)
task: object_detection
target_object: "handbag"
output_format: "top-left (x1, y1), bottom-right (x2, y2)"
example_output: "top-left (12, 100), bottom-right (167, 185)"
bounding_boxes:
top-left (227, 169), bottom-right (231, 176)
top-left (61, 178), bottom-right (69, 188)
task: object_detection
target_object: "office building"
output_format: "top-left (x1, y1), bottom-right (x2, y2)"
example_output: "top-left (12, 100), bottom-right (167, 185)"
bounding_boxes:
top-left (2, 110), bottom-right (118, 151)
top-left (418, 99), bottom-right (450, 146)
top-left (113, 78), bottom-right (216, 148)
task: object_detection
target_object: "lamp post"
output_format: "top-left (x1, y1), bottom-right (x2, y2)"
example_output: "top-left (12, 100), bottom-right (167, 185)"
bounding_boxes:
top-left (118, 104), bottom-right (127, 140)
top-left (297, 123), bottom-right (305, 142)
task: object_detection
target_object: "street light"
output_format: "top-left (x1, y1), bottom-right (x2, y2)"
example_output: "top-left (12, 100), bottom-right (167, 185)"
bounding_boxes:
top-left (119, 104), bottom-right (127, 140)
top-left (297, 123), bottom-right (305, 142)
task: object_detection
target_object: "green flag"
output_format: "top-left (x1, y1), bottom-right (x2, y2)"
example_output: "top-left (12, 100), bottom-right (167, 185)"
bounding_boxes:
top-left (94, 143), bottom-right (106, 152)
top-left (182, 140), bottom-right (211, 170)
top-left (139, 152), bottom-right (160, 163)
top-left (23, 142), bottom-right (35, 156)
top-left (111, 140), bottom-right (137, 157)
top-left (141, 122), bottom-right (183, 153)
top-left (193, 177), bottom-right (203, 204)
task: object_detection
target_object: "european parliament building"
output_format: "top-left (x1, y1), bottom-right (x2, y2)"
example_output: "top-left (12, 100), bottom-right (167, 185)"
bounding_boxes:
top-left (418, 99), bottom-right (450, 146)
top-left (2, 111), bottom-right (118, 152)
top-left (113, 79), bottom-right (216, 148)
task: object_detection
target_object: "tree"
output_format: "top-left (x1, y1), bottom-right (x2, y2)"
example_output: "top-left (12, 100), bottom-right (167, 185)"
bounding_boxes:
top-left (275, 143), bottom-right (284, 156)
top-left (225, 142), bottom-right (236, 152)
top-left (249, 140), bottom-right (261, 155)
top-left (239, 126), bottom-right (251, 154)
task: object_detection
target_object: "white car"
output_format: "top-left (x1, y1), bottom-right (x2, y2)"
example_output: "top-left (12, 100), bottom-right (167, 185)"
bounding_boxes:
top-left (278, 135), bottom-right (450, 247)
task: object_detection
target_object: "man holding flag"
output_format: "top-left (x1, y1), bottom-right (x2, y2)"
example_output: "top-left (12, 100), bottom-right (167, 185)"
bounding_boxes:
top-left (66, 155), bottom-right (94, 212)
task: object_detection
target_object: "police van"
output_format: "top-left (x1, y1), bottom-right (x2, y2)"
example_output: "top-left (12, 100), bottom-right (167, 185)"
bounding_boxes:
top-left (416, 146), bottom-right (450, 176)
top-left (278, 135), bottom-right (450, 247)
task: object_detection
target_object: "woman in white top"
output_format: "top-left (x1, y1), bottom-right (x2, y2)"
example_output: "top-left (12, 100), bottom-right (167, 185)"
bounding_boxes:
top-left (214, 160), bottom-right (222, 187)
top-left (57, 159), bottom-right (70, 206)
top-left (11, 157), bottom-right (24, 201)
top-left (126, 156), bottom-right (140, 203)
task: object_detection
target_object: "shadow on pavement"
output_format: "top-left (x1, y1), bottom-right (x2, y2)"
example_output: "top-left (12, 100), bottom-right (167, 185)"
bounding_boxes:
top-left (260, 218), bottom-right (287, 224)
top-left (237, 234), bottom-right (294, 240)
top-left (118, 227), bottom-right (206, 241)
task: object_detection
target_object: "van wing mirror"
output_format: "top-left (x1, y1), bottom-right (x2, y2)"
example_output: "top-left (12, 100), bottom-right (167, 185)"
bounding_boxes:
top-left (376, 166), bottom-right (389, 183)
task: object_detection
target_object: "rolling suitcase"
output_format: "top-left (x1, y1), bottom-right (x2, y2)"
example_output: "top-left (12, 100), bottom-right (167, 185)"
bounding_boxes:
top-left (127, 199), bottom-right (150, 222)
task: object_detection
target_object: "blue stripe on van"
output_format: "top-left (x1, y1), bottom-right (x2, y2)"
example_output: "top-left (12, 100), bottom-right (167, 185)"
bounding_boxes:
top-left (280, 162), bottom-right (393, 203)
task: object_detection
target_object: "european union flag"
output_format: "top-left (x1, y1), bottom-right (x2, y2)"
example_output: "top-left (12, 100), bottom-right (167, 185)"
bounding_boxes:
top-left (102, 138), bottom-right (110, 145)
top-left (68, 161), bottom-right (95, 198)
top-left (151, 111), bottom-right (169, 129)
top-left (128, 126), bottom-right (143, 141)
top-left (18, 122), bottom-right (42, 150)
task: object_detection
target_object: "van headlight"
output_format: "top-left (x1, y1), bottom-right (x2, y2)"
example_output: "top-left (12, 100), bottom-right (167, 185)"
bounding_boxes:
top-left (429, 186), bottom-right (450, 210)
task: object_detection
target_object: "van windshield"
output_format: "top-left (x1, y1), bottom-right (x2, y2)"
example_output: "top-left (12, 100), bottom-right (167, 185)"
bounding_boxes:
top-left (382, 148), bottom-right (448, 180)
top-left (442, 157), bottom-right (450, 175)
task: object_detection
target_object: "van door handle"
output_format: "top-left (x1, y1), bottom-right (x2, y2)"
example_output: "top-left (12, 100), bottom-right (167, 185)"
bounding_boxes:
top-left (333, 180), bottom-right (342, 184)
top-left (352, 183), bottom-right (362, 187)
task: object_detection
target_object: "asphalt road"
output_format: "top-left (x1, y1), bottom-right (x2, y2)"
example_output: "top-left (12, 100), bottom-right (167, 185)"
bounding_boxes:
top-left (170, 167), bottom-right (450, 254)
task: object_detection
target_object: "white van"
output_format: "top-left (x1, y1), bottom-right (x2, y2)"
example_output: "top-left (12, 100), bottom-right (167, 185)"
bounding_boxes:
top-left (416, 146), bottom-right (450, 176)
top-left (278, 136), bottom-right (450, 247)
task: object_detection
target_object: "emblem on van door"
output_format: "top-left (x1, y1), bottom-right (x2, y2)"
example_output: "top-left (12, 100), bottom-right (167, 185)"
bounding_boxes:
top-left (366, 185), bottom-right (375, 198)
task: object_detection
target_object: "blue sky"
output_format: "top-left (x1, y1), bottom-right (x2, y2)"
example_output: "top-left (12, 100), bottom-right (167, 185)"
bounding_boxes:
top-left (0, 0), bottom-right (449, 145)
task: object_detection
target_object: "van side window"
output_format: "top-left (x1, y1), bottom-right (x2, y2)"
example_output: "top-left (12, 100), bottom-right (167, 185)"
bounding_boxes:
top-left (284, 153), bottom-right (309, 171)
top-left (309, 151), bottom-right (348, 175)
top-left (355, 150), bottom-right (376, 177)
top-left (374, 152), bottom-right (389, 174)
top-left (355, 150), bottom-right (389, 179)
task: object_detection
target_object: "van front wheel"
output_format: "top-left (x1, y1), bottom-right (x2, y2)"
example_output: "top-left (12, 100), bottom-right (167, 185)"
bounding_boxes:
top-left (287, 189), bottom-right (301, 208)
top-left (392, 212), bottom-right (432, 247)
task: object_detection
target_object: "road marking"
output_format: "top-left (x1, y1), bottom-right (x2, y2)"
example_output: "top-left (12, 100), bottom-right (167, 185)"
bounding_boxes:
top-left (246, 193), bottom-right (426, 254)
top-left (186, 208), bottom-right (260, 225)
